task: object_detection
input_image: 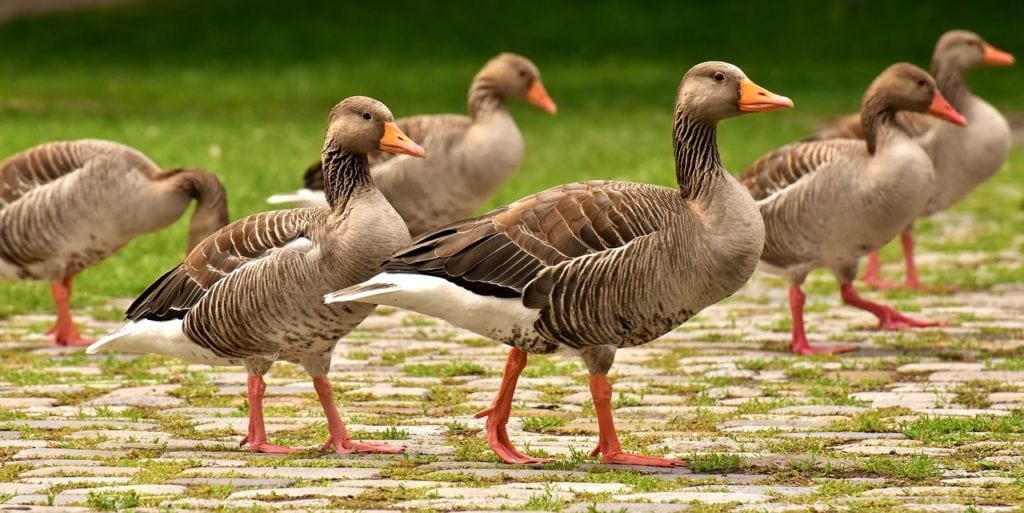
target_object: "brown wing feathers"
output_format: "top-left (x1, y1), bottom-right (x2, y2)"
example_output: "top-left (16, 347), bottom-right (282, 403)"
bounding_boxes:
top-left (383, 181), bottom-right (659, 302)
top-left (126, 211), bottom-right (309, 322)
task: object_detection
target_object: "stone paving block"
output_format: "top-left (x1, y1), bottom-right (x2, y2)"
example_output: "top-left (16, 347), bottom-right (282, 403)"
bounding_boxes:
top-left (170, 477), bottom-right (296, 487)
top-left (612, 490), bottom-right (771, 504)
top-left (12, 448), bottom-right (120, 460)
top-left (20, 465), bottom-right (141, 477)
top-left (178, 466), bottom-right (380, 480)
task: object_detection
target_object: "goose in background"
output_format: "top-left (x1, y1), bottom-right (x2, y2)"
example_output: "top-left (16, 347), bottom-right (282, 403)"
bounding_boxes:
top-left (0, 139), bottom-right (228, 346)
top-left (267, 52), bottom-right (557, 236)
top-left (326, 62), bottom-right (791, 466)
top-left (811, 31), bottom-right (1014, 291)
top-left (89, 97), bottom-right (426, 454)
top-left (741, 63), bottom-right (966, 355)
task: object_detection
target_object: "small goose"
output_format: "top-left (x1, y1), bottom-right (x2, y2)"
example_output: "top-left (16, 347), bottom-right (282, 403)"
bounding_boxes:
top-left (326, 62), bottom-right (791, 466)
top-left (0, 139), bottom-right (228, 346)
top-left (741, 63), bottom-right (966, 355)
top-left (89, 97), bottom-right (426, 454)
top-left (267, 52), bottom-right (557, 236)
top-left (814, 31), bottom-right (1014, 290)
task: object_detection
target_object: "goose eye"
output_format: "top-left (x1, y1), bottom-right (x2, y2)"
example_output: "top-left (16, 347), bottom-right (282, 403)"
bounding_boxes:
top-left (518, 69), bottom-right (528, 78)
top-left (916, 80), bottom-right (926, 87)
top-left (362, 112), bottom-right (372, 120)
top-left (713, 72), bottom-right (725, 83)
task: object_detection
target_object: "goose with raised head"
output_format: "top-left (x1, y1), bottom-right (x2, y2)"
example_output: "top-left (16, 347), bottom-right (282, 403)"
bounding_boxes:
top-left (741, 63), bottom-right (966, 355)
top-left (325, 62), bottom-right (791, 467)
top-left (811, 31), bottom-right (1014, 291)
top-left (88, 97), bottom-right (426, 454)
top-left (0, 139), bottom-right (228, 346)
top-left (267, 52), bottom-right (557, 236)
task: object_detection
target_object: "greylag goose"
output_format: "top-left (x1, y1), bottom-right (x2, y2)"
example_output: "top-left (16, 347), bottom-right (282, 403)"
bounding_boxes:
top-left (325, 62), bottom-right (792, 466)
top-left (741, 63), bottom-right (966, 355)
top-left (88, 97), bottom-right (426, 454)
top-left (0, 140), bottom-right (228, 346)
top-left (267, 52), bottom-right (557, 236)
top-left (813, 31), bottom-right (1014, 290)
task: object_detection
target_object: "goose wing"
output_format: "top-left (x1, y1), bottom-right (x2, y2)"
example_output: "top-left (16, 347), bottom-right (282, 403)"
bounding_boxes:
top-left (740, 140), bottom-right (862, 201)
top-left (383, 180), bottom-right (661, 303)
top-left (125, 209), bottom-right (312, 322)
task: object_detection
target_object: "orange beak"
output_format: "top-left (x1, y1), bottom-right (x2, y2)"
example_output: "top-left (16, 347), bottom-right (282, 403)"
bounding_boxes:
top-left (927, 91), bottom-right (966, 126)
top-left (982, 44), bottom-right (1015, 66)
top-left (379, 122), bottom-right (426, 158)
top-left (737, 78), bottom-right (794, 112)
top-left (525, 79), bottom-right (558, 114)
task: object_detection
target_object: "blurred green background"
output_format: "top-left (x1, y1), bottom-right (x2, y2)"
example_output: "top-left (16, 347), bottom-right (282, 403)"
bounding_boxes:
top-left (1, 0), bottom-right (1022, 317)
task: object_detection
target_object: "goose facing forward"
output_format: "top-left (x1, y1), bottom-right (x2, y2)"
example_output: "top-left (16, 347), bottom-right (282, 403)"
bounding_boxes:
top-left (89, 97), bottom-right (426, 454)
top-left (326, 62), bottom-right (792, 467)
top-left (268, 52), bottom-right (557, 236)
top-left (741, 63), bottom-right (966, 355)
top-left (814, 31), bottom-right (1014, 291)
top-left (0, 140), bottom-right (228, 346)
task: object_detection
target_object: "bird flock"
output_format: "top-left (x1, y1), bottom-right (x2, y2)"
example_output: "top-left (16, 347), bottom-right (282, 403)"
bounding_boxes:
top-left (0, 32), bottom-right (1014, 467)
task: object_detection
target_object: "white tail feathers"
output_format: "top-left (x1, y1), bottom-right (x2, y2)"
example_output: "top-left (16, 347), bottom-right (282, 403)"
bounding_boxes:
top-left (266, 189), bottom-right (328, 208)
top-left (324, 282), bottom-right (400, 304)
top-left (86, 320), bottom-right (234, 365)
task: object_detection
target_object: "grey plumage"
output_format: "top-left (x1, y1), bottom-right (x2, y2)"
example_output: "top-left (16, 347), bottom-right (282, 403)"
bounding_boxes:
top-left (271, 53), bottom-right (556, 236)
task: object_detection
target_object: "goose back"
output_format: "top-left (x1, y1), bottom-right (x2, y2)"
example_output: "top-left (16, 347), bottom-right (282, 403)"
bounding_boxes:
top-left (0, 140), bottom-right (210, 280)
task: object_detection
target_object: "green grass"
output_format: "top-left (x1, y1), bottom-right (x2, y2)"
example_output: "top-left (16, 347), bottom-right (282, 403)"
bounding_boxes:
top-left (1, 0), bottom-right (1023, 315)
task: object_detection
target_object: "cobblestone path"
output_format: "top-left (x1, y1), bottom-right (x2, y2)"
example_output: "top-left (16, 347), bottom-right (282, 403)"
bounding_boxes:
top-left (1, 254), bottom-right (1023, 512)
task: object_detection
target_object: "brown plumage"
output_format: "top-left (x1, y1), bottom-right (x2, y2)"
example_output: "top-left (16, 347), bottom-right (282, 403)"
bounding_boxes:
top-left (90, 96), bottom-right (425, 455)
top-left (327, 61), bottom-right (792, 467)
top-left (0, 139), bottom-right (227, 346)
top-left (740, 63), bottom-right (966, 356)
top-left (268, 53), bottom-right (557, 236)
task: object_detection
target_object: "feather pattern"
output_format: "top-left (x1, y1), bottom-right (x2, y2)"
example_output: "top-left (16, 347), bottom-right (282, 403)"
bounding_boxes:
top-left (0, 139), bottom-right (226, 281)
top-left (273, 53), bottom-right (552, 235)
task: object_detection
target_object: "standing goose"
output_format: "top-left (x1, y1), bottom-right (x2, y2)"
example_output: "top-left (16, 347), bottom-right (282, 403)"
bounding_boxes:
top-left (812, 31), bottom-right (1014, 290)
top-left (267, 52), bottom-right (557, 236)
top-left (0, 140), bottom-right (228, 346)
top-left (88, 97), bottom-right (426, 454)
top-left (326, 62), bottom-right (792, 466)
top-left (740, 63), bottom-right (966, 355)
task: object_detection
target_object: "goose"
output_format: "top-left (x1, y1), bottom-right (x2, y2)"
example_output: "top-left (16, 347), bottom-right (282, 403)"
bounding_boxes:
top-left (812, 31), bottom-right (1014, 290)
top-left (88, 97), bottom-right (426, 454)
top-left (267, 52), bottom-right (557, 236)
top-left (0, 139), bottom-right (228, 346)
top-left (325, 62), bottom-right (792, 466)
top-left (740, 63), bottom-right (966, 355)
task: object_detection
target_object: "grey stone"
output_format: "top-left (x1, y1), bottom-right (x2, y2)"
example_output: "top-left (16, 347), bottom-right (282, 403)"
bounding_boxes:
top-left (178, 466), bottom-right (380, 480)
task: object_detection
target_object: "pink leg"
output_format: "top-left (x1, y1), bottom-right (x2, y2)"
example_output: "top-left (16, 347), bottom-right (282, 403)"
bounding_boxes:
top-left (47, 275), bottom-right (92, 346)
top-left (899, 231), bottom-right (955, 293)
top-left (840, 282), bottom-right (945, 330)
top-left (788, 286), bottom-right (858, 355)
top-left (239, 375), bottom-right (296, 454)
top-left (589, 375), bottom-right (685, 467)
top-left (314, 376), bottom-right (403, 454)
top-left (860, 251), bottom-right (901, 290)
top-left (475, 348), bottom-right (551, 464)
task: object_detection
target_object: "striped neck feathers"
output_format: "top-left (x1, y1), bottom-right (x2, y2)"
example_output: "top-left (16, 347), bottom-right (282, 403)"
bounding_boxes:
top-left (467, 77), bottom-right (509, 120)
top-left (321, 149), bottom-right (373, 211)
top-left (164, 168), bottom-right (229, 252)
top-left (931, 56), bottom-right (970, 111)
top-left (673, 114), bottom-right (724, 198)
top-left (860, 96), bottom-right (901, 155)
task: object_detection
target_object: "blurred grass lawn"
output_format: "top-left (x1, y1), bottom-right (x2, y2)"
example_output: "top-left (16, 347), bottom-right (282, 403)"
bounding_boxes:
top-left (1, 0), bottom-right (1022, 316)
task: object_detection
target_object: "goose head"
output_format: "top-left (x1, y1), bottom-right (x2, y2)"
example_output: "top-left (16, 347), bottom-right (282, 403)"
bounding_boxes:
top-left (325, 96), bottom-right (426, 157)
top-left (676, 61), bottom-right (793, 122)
top-left (934, 30), bottom-right (1014, 71)
top-left (865, 63), bottom-right (966, 126)
top-left (477, 52), bottom-right (558, 114)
